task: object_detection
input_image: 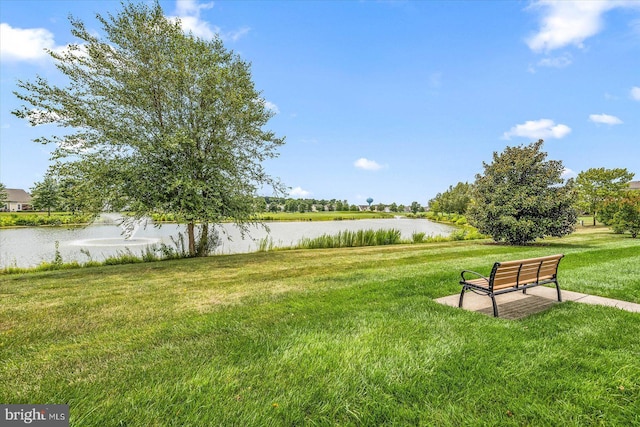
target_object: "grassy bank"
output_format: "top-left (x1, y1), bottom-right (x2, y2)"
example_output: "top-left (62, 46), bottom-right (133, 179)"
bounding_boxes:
top-left (0, 211), bottom-right (92, 227)
top-left (1, 229), bottom-right (639, 425)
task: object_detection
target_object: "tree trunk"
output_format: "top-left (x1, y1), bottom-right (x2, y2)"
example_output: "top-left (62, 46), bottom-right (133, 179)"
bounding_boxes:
top-left (197, 223), bottom-right (209, 257)
top-left (187, 222), bottom-right (196, 257)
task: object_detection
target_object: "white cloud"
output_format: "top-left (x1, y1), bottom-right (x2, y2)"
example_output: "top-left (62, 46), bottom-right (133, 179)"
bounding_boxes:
top-left (176, 15), bottom-right (217, 39)
top-left (172, 0), bottom-right (249, 41)
top-left (503, 119), bottom-right (571, 140)
top-left (537, 53), bottom-right (572, 68)
top-left (27, 109), bottom-right (62, 126)
top-left (589, 113), bottom-right (622, 125)
top-left (0, 23), bottom-right (57, 61)
top-left (173, 0), bottom-right (217, 39)
top-left (176, 0), bottom-right (213, 16)
top-left (0, 23), bottom-right (90, 64)
top-left (226, 26), bottom-right (251, 42)
top-left (561, 168), bottom-right (577, 179)
top-left (631, 86), bottom-right (640, 101)
top-left (56, 135), bottom-right (90, 153)
top-left (254, 99), bottom-right (279, 115)
top-left (264, 101), bottom-right (280, 115)
top-left (526, 1), bottom-right (640, 52)
top-left (53, 43), bottom-right (90, 61)
top-left (354, 158), bottom-right (385, 171)
top-left (289, 186), bottom-right (311, 197)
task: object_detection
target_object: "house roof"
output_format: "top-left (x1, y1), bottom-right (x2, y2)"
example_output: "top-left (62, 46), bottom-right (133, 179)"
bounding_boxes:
top-left (629, 181), bottom-right (640, 190)
top-left (5, 189), bottom-right (32, 203)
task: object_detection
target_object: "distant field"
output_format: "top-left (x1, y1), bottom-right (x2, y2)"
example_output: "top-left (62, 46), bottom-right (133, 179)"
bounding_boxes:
top-left (257, 211), bottom-right (397, 221)
top-left (1, 228), bottom-right (638, 425)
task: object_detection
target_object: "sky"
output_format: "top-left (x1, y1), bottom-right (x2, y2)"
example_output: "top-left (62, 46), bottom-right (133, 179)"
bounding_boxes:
top-left (1, 0), bottom-right (639, 206)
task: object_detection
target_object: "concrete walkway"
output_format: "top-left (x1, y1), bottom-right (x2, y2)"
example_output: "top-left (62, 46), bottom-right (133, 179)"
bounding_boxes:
top-left (435, 286), bottom-right (640, 320)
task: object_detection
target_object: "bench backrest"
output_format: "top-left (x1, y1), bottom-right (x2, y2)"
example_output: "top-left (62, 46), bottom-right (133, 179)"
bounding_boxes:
top-left (489, 254), bottom-right (564, 291)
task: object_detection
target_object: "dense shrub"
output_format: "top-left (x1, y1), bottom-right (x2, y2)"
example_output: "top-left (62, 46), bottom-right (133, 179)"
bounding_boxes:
top-left (0, 213), bottom-right (91, 227)
top-left (455, 217), bottom-right (467, 226)
top-left (468, 140), bottom-right (577, 245)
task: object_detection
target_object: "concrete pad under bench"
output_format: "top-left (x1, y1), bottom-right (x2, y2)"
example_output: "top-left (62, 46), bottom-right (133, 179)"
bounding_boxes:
top-left (435, 286), bottom-right (640, 320)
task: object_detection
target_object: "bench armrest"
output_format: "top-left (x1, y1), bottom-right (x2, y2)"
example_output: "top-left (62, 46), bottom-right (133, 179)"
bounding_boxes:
top-left (460, 270), bottom-right (490, 284)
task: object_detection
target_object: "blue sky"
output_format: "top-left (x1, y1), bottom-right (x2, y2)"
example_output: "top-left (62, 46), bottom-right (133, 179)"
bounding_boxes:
top-left (1, 0), bottom-right (639, 205)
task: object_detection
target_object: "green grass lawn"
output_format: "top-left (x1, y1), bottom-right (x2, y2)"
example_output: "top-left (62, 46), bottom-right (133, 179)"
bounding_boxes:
top-left (1, 229), bottom-right (639, 425)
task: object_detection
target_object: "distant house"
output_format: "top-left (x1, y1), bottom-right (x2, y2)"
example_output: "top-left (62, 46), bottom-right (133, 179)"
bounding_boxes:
top-left (3, 189), bottom-right (32, 212)
top-left (629, 181), bottom-right (640, 191)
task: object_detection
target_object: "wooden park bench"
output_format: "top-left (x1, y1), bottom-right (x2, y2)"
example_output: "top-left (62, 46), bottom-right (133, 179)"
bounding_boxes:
top-left (459, 254), bottom-right (564, 317)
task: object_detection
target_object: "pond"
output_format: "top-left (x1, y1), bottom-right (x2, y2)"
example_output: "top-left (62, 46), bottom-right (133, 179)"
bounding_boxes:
top-left (0, 216), bottom-right (455, 268)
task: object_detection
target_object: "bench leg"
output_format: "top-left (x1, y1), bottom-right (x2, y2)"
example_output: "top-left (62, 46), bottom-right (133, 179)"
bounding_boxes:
top-left (555, 281), bottom-right (562, 302)
top-left (458, 286), bottom-right (466, 308)
top-left (490, 294), bottom-right (499, 317)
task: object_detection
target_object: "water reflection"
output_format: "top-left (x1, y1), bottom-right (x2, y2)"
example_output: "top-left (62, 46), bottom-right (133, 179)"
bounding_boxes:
top-left (70, 237), bottom-right (161, 247)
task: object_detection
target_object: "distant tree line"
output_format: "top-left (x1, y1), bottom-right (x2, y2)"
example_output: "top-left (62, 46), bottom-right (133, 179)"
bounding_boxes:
top-left (28, 175), bottom-right (101, 216)
top-left (258, 197), bottom-right (359, 213)
top-left (256, 197), bottom-right (425, 214)
top-left (428, 182), bottom-right (473, 215)
top-left (26, 180), bottom-right (427, 217)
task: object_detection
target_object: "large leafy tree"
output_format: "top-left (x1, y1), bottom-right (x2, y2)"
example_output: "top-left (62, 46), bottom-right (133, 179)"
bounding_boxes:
top-left (575, 167), bottom-right (635, 226)
top-left (56, 174), bottom-right (103, 215)
top-left (598, 191), bottom-right (640, 238)
top-left (31, 175), bottom-right (60, 216)
top-left (468, 140), bottom-right (577, 245)
top-left (12, 1), bottom-right (285, 256)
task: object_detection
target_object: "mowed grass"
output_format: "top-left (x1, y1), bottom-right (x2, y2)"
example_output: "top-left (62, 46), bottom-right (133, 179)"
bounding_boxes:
top-left (1, 229), bottom-right (639, 425)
